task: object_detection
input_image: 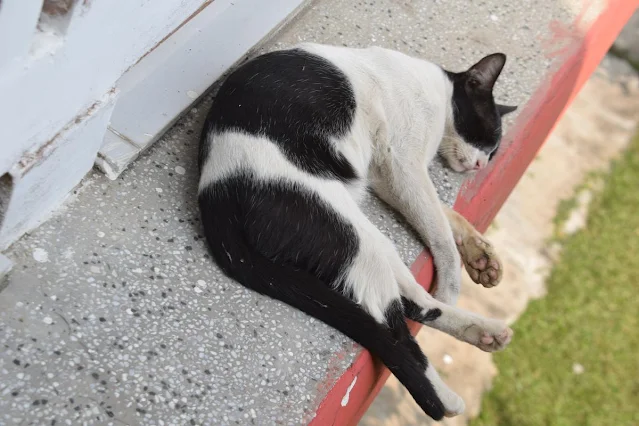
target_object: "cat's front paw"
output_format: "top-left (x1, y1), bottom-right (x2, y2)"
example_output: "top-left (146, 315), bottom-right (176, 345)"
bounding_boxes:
top-left (456, 235), bottom-right (502, 288)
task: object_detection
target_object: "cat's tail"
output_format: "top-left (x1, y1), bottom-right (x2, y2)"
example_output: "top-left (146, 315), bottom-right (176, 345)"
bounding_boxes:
top-left (199, 194), bottom-right (447, 420)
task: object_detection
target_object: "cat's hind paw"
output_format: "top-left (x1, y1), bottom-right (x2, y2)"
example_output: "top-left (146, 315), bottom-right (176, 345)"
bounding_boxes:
top-left (464, 320), bottom-right (513, 352)
top-left (456, 235), bottom-right (502, 288)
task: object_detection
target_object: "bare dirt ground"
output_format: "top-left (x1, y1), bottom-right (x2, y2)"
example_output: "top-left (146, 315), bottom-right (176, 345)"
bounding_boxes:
top-left (361, 57), bottom-right (639, 426)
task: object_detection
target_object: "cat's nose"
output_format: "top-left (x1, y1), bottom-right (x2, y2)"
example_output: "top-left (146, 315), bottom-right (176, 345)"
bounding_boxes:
top-left (474, 160), bottom-right (482, 170)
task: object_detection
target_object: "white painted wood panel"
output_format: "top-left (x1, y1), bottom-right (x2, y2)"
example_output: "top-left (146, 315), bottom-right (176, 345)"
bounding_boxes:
top-left (99, 0), bottom-right (307, 179)
top-left (0, 91), bottom-right (117, 249)
top-left (0, 0), bottom-right (207, 174)
top-left (0, 0), bottom-right (43, 71)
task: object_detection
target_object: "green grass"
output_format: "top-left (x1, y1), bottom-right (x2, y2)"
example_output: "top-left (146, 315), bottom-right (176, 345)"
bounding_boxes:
top-left (473, 132), bottom-right (639, 426)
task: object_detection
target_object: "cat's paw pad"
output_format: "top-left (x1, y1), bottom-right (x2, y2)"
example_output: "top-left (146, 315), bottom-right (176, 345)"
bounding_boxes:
top-left (478, 327), bottom-right (513, 352)
top-left (465, 321), bottom-right (513, 352)
top-left (456, 235), bottom-right (502, 288)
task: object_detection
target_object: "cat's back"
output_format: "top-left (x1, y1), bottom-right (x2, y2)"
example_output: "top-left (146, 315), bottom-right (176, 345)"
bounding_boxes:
top-left (199, 46), bottom-right (360, 183)
top-left (201, 43), bottom-right (430, 145)
top-left (300, 43), bottom-right (444, 95)
top-left (204, 48), bottom-right (355, 138)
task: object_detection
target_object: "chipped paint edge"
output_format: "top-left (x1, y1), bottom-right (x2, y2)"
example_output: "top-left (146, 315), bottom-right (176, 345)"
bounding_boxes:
top-left (341, 376), bottom-right (358, 407)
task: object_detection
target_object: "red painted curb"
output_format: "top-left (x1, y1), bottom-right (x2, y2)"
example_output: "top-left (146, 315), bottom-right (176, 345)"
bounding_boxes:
top-left (310, 1), bottom-right (638, 424)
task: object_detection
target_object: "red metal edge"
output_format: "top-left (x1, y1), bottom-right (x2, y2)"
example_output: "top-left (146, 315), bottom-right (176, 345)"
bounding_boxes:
top-left (309, 1), bottom-right (638, 424)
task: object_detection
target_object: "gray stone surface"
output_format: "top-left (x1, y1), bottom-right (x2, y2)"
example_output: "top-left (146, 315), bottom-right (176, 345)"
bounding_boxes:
top-left (0, 0), bottom-right (589, 425)
top-left (613, 10), bottom-right (639, 67)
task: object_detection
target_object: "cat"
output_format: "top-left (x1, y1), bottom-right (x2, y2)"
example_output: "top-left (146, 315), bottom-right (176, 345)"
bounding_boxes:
top-left (198, 43), bottom-right (517, 420)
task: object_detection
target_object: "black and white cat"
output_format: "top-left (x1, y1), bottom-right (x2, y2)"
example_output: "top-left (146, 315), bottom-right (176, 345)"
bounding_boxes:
top-left (198, 43), bottom-right (517, 420)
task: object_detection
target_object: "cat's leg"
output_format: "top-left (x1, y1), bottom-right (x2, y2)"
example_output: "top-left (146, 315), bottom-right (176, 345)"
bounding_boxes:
top-left (396, 264), bottom-right (513, 352)
top-left (442, 204), bottom-right (502, 288)
top-left (203, 171), bottom-right (462, 419)
top-left (371, 230), bottom-right (513, 351)
top-left (371, 165), bottom-right (461, 305)
top-left (346, 215), bottom-right (465, 416)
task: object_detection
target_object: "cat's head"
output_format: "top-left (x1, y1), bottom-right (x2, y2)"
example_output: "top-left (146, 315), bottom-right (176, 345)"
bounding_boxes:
top-left (440, 53), bottom-right (517, 173)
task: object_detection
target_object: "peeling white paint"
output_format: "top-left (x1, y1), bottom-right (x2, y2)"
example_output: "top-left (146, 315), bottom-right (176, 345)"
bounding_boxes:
top-left (340, 376), bottom-right (358, 407)
top-left (29, 18), bottom-right (65, 60)
top-left (0, 92), bottom-right (117, 249)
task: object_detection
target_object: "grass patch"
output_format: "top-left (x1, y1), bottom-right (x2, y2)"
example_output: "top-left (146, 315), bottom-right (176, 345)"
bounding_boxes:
top-left (473, 132), bottom-right (639, 426)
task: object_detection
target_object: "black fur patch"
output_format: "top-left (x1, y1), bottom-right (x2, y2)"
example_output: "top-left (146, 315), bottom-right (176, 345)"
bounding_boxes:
top-left (200, 49), bottom-right (357, 181)
top-left (204, 173), bottom-right (358, 286)
top-left (385, 300), bottom-right (429, 369)
top-left (445, 71), bottom-right (503, 155)
top-left (402, 297), bottom-right (442, 323)
top-left (385, 299), bottom-right (411, 339)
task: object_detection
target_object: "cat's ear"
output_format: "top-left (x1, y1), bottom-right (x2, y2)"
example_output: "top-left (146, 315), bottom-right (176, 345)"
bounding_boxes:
top-left (496, 103), bottom-right (517, 116)
top-left (466, 53), bottom-right (506, 91)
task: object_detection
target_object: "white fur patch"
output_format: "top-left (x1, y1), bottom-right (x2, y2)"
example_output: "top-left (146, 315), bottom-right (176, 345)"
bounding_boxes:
top-left (425, 363), bottom-right (465, 416)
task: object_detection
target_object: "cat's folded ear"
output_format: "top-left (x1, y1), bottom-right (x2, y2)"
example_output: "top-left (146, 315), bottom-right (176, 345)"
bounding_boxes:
top-left (466, 53), bottom-right (507, 91)
top-left (496, 103), bottom-right (518, 117)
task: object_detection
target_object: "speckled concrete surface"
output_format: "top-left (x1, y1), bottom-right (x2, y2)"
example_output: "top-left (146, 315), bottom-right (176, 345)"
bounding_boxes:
top-left (0, 0), bottom-right (594, 424)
